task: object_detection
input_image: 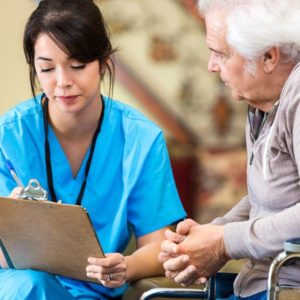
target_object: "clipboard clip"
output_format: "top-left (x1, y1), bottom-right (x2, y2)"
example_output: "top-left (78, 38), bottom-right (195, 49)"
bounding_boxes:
top-left (18, 179), bottom-right (48, 201)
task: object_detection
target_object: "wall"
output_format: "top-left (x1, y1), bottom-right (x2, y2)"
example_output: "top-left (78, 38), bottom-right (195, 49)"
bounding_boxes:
top-left (0, 0), bottom-right (36, 111)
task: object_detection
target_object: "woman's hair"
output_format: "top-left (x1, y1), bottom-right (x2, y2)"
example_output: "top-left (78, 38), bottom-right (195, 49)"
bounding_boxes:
top-left (198, 0), bottom-right (300, 65)
top-left (23, 0), bottom-right (116, 99)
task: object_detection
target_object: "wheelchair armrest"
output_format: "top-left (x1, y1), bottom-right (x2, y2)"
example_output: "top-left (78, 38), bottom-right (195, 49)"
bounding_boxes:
top-left (268, 238), bottom-right (300, 300)
top-left (140, 286), bottom-right (210, 300)
top-left (284, 238), bottom-right (300, 253)
top-left (122, 276), bottom-right (214, 300)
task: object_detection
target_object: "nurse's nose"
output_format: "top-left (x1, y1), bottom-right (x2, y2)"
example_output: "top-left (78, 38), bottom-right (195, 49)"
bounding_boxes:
top-left (56, 68), bottom-right (73, 88)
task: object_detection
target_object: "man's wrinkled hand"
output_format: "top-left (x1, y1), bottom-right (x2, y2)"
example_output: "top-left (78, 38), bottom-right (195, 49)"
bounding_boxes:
top-left (159, 220), bottom-right (230, 286)
top-left (175, 224), bottom-right (229, 278)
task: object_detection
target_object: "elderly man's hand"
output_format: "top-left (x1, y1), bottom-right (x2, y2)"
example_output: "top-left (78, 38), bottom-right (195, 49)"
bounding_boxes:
top-left (159, 219), bottom-right (197, 262)
top-left (159, 219), bottom-right (229, 286)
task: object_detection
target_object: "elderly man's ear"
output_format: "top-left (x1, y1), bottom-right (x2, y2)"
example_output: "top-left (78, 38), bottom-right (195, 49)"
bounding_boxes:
top-left (262, 47), bottom-right (281, 73)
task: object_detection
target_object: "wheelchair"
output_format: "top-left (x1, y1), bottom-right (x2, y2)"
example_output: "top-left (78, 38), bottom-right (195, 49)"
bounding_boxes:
top-left (123, 238), bottom-right (300, 300)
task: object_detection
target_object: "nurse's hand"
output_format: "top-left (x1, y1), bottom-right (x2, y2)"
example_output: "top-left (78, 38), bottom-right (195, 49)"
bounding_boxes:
top-left (86, 253), bottom-right (127, 288)
top-left (0, 248), bottom-right (8, 269)
top-left (9, 187), bottom-right (23, 198)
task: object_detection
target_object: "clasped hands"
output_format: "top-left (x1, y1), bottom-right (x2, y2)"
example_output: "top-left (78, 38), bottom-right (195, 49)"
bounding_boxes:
top-left (158, 219), bottom-right (229, 286)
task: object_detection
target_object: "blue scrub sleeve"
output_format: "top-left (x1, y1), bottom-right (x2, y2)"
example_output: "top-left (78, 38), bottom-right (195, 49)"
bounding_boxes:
top-left (127, 132), bottom-right (186, 237)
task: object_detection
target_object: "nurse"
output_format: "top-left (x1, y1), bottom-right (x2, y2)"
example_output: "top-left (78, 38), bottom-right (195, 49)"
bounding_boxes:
top-left (0, 0), bottom-right (186, 299)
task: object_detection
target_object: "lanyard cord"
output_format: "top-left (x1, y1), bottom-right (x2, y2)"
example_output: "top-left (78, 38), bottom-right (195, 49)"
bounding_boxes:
top-left (42, 96), bottom-right (105, 205)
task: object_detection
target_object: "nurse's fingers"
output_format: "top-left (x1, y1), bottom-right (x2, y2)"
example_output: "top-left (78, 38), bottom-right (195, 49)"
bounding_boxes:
top-left (9, 187), bottom-right (23, 198)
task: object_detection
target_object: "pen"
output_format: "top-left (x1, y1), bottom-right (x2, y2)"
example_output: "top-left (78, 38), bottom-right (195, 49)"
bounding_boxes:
top-left (5, 160), bottom-right (24, 187)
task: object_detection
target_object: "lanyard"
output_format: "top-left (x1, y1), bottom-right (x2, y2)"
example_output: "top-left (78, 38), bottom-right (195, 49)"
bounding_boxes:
top-left (42, 96), bottom-right (105, 205)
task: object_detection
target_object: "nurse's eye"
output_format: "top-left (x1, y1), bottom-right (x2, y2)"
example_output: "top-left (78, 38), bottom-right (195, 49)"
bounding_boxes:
top-left (71, 64), bottom-right (86, 70)
top-left (41, 68), bottom-right (54, 73)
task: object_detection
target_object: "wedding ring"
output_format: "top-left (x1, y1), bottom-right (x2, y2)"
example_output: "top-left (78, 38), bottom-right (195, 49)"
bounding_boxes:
top-left (107, 273), bottom-right (112, 282)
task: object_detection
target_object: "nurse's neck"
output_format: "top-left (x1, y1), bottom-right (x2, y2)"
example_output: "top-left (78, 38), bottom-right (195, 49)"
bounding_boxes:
top-left (47, 98), bottom-right (102, 142)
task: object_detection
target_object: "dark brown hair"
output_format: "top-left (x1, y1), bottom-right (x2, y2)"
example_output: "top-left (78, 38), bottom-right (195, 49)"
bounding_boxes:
top-left (23, 0), bottom-right (116, 99)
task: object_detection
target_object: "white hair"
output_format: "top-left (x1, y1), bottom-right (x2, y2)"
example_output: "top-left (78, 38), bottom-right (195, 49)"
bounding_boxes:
top-left (198, 0), bottom-right (300, 65)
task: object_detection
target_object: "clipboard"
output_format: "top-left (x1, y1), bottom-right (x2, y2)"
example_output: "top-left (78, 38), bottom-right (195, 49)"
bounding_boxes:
top-left (0, 196), bottom-right (105, 283)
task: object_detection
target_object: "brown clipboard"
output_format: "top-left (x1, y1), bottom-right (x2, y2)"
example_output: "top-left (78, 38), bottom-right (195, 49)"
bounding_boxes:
top-left (0, 197), bottom-right (105, 283)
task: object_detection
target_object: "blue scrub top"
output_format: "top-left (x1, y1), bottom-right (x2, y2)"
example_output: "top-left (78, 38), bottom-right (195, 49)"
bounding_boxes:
top-left (0, 95), bottom-right (186, 298)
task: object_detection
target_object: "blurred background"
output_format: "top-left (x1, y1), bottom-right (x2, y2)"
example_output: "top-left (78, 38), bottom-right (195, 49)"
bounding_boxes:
top-left (0, 0), bottom-right (248, 225)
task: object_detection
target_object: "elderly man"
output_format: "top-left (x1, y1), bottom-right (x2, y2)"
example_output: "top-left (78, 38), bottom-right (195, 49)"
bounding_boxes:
top-left (159, 1), bottom-right (300, 299)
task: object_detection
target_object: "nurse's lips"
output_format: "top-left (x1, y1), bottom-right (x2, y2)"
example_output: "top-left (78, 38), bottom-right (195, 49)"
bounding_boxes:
top-left (56, 95), bottom-right (78, 103)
